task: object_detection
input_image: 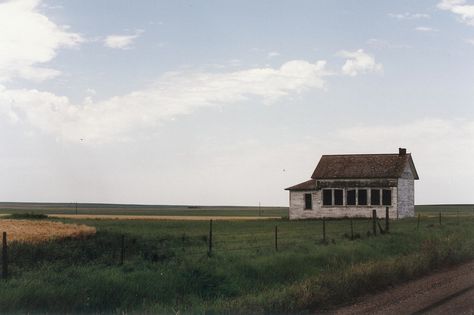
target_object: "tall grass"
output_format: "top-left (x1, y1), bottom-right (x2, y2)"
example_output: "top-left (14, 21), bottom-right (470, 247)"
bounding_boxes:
top-left (0, 215), bottom-right (473, 314)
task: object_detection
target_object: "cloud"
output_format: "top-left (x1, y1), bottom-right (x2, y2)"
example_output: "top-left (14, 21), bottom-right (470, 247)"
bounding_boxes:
top-left (0, 0), bottom-right (82, 82)
top-left (466, 38), bottom-right (474, 44)
top-left (389, 12), bottom-right (430, 20)
top-left (438, 0), bottom-right (474, 25)
top-left (415, 26), bottom-right (438, 32)
top-left (0, 59), bottom-right (330, 142)
top-left (104, 30), bottom-right (143, 49)
top-left (339, 49), bottom-right (383, 76)
top-left (366, 38), bottom-right (410, 49)
top-left (267, 51), bottom-right (281, 58)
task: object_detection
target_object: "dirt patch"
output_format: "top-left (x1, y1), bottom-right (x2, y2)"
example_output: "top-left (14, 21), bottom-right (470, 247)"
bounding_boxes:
top-left (48, 214), bottom-right (280, 221)
top-left (0, 219), bottom-right (96, 243)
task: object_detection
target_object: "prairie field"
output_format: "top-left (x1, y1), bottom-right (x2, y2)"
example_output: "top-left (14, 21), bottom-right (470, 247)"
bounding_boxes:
top-left (0, 204), bottom-right (473, 314)
top-left (0, 202), bottom-right (288, 217)
top-left (0, 219), bottom-right (95, 243)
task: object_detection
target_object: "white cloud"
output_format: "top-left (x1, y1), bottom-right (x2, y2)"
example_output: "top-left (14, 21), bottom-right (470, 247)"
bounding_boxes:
top-left (339, 49), bottom-right (383, 76)
top-left (104, 30), bottom-right (143, 49)
top-left (267, 51), bottom-right (281, 58)
top-left (389, 12), bottom-right (430, 19)
top-left (0, 60), bottom-right (330, 143)
top-left (366, 38), bottom-right (410, 49)
top-left (438, 0), bottom-right (474, 25)
top-left (415, 26), bottom-right (438, 32)
top-left (466, 38), bottom-right (474, 44)
top-left (0, 0), bottom-right (82, 82)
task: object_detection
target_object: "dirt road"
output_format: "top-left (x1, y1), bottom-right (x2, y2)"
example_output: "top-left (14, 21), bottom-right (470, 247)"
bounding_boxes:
top-left (329, 260), bottom-right (474, 315)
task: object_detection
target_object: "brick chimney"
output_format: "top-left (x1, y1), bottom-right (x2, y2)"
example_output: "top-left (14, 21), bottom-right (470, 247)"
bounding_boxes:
top-left (399, 148), bottom-right (407, 156)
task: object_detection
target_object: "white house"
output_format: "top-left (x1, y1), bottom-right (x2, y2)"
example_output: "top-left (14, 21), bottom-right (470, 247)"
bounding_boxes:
top-left (285, 148), bottom-right (419, 220)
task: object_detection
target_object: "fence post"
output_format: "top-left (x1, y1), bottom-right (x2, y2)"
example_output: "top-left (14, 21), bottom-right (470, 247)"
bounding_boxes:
top-left (350, 218), bottom-right (354, 240)
top-left (2, 232), bottom-right (7, 280)
top-left (275, 225), bottom-right (278, 252)
top-left (439, 212), bottom-right (442, 225)
top-left (208, 219), bottom-right (213, 257)
top-left (372, 210), bottom-right (377, 236)
top-left (385, 207), bottom-right (389, 233)
top-left (417, 213), bottom-right (421, 230)
top-left (322, 217), bottom-right (326, 242)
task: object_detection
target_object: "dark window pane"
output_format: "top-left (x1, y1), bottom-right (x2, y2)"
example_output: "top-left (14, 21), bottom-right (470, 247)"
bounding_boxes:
top-left (347, 190), bottom-right (356, 205)
top-left (334, 189), bottom-right (343, 205)
top-left (323, 189), bottom-right (332, 206)
top-left (304, 193), bottom-right (312, 209)
top-left (382, 189), bottom-right (392, 205)
top-left (371, 189), bottom-right (380, 205)
top-left (358, 189), bottom-right (367, 205)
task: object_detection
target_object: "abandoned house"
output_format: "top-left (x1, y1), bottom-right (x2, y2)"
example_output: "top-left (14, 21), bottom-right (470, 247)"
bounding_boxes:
top-left (285, 148), bottom-right (419, 220)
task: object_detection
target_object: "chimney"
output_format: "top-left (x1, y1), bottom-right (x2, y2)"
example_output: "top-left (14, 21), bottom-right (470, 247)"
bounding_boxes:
top-left (399, 148), bottom-right (406, 156)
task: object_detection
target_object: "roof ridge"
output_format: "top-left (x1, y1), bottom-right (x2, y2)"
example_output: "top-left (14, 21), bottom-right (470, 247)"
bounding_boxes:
top-left (321, 153), bottom-right (411, 157)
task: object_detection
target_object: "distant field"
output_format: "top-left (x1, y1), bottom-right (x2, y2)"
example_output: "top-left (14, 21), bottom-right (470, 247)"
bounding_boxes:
top-left (1, 202), bottom-right (472, 219)
top-left (48, 214), bottom-right (279, 221)
top-left (0, 202), bottom-right (288, 217)
top-left (415, 204), bottom-right (474, 216)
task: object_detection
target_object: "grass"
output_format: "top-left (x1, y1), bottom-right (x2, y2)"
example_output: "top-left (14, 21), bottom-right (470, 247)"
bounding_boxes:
top-left (6, 213), bottom-right (48, 220)
top-left (0, 209), bottom-right (473, 314)
top-left (0, 202), bottom-right (288, 217)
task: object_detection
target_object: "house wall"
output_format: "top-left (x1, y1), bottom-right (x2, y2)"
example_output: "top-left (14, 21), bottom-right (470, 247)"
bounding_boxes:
top-left (289, 180), bottom-right (398, 220)
top-left (397, 163), bottom-right (415, 218)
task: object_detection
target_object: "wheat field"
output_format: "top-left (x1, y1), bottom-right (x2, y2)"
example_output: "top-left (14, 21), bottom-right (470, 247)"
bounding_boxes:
top-left (0, 219), bottom-right (96, 243)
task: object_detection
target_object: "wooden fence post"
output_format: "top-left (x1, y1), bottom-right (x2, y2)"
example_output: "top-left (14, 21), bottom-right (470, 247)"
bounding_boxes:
top-left (417, 213), bottom-right (421, 230)
top-left (275, 225), bottom-right (278, 251)
top-left (208, 220), bottom-right (213, 257)
top-left (322, 217), bottom-right (326, 242)
top-left (119, 234), bottom-right (125, 265)
top-left (2, 232), bottom-right (7, 280)
top-left (372, 210), bottom-right (377, 236)
top-left (385, 207), bottom-right (389, 233)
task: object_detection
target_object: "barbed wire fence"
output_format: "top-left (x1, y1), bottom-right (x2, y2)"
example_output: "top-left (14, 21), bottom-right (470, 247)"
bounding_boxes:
top-left (0, 209), bottom-right (468, 280)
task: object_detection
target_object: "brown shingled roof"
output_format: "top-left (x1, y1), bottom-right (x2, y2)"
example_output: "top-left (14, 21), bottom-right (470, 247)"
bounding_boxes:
top-left (311, 153), bottom-right (419, 180)
top-left (285, 179), bottom-right (316, 191)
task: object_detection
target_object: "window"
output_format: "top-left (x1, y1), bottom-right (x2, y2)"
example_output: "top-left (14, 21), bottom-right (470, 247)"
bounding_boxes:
top-left (358, 189), bottom-right (368, 205)
top-left (323, 189), bottom-right (332, 206)
top-left (371, 189), bottom-right (380, 205)
top-left (334, 189), bottom-right (343, 205)
top-left (304, 193), bottom-right (312, 210)
top-left (347, 189), bottom-right (356, 205)
top-left (382, 189), bottom-right (392, 205)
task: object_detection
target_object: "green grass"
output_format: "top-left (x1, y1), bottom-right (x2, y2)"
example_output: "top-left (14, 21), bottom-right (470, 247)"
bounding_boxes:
top-left (5, 213), bottom-right (49, 220)
top-left (415, 204), bottom-right (474, 216)
top-left (0, 209), bottom-right (473, 314)
top-left (0, 202), bottom-right (287, 217)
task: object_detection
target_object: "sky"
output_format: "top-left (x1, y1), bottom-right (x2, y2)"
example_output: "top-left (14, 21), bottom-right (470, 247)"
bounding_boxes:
top-left (0, 0), bottom-right (473, 206)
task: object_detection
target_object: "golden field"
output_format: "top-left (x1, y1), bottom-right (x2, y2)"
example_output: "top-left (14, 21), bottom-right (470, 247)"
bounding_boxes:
top-left (0, 219), bottom-right (96, 243)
